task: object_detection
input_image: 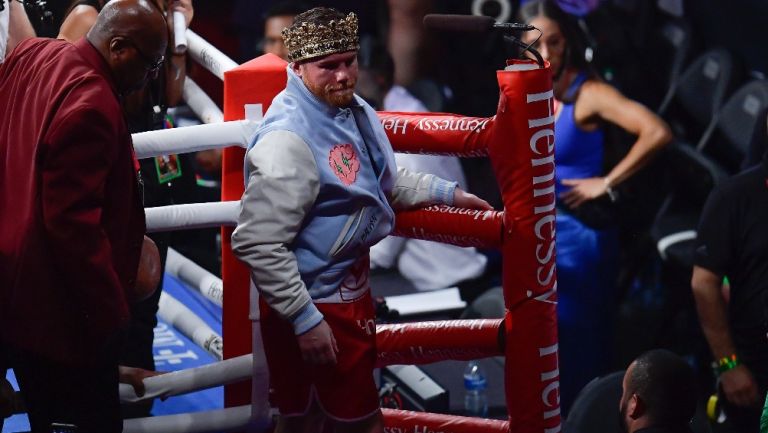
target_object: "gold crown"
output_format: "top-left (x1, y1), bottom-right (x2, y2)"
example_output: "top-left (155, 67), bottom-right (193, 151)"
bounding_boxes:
top-left (282, 12), bottom-right (359, 63)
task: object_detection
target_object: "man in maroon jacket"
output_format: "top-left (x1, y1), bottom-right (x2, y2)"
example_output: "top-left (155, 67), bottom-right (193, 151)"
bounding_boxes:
top-left (0, 1), bottom-right (167, 431)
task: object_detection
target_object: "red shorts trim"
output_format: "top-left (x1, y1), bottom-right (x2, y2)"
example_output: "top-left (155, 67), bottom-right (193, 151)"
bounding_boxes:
top-left (259, 292), bottom-right (379, 421)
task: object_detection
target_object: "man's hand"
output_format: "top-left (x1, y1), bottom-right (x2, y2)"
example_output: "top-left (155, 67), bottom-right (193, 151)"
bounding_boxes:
top-left (721, 364), bottom-right (759, 407)
top-left (560, 177), bottom-right (609, 208)
top-left (119, 366), bottom-right (165, 398)
top-left (453, 188), bottom-right (493, 210)
top-left (297, 320), bottom-right (338, 365)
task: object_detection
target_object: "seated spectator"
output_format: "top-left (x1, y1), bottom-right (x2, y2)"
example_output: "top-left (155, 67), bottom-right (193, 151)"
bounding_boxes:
top-left (357, 38), bottom-right (489, 293)
top-left (620, 349), bottom-right (697, 433)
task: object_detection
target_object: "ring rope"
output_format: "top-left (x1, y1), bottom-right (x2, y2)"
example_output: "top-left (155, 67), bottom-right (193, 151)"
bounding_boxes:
top-left (376, 319), bottom-right (504, 367)
top-left (382, 408), bottom-right (509, 433)
top-left (185, 29), bottom-right (238, 81)
top-left (182, 78), bottom-right (224, 124)
top-left (146, 201), bottom-right (500, 251)
top-left (392, 205), bottom-right (504, 248)
top-left (119, 354), bottom-right (251, 403)
top-left (172, 11), bottom-right (187, 54)
top-left (132, 120), bottom-right (258, 159)
top-left (158, 292), bottom-right (223, 360)
top-left (145, 201), bottom-right (240, 233)
top-left (166, 247), bottom-right (223, 307)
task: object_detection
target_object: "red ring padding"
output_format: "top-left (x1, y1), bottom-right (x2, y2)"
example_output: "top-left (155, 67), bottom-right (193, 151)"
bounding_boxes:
top-left (491, 61), bottom-right (560, 432)
top-left (376, 319), bottom-right (503, 367)
top-left (380, 113), bottom-right (490, 157)
top-left (393, 206), bottom-right (503, 248)
top-left (382, 408), bottom-right (509, 433)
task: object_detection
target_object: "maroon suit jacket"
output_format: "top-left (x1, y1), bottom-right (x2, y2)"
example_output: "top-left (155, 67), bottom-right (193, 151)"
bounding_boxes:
top-left (0, 38), bottom-right (145, 365)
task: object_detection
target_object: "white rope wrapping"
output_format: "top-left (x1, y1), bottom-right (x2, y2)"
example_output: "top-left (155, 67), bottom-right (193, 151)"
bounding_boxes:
top-left (145, 201), bottom-right (239, 232)
top-left (166, 248), bottom-right (223, 307)
top-left (123, 405), bottom-right (253, 433)
top-left (173, 11), bottom-right (187, 54)
top-left (132, 120), bottom-right (258, 159)
top-left (158, 292), bottom-right (223, 361)
top-left (119, 354), bottom-right (251, 403)
top-left (183, 78), bottom-right (224, 124)
top-left (186, 29), bottom-right (238, 80)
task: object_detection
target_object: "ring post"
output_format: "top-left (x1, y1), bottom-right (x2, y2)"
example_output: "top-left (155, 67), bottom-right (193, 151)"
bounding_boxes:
top-left (222, 53), bottom-right (287, 413)
top-left (491, 60), bottom-right (560, 432)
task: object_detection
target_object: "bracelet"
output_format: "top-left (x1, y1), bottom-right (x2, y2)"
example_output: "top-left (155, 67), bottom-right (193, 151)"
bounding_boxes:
top-left (603, 177), bottom-right (618, 202)
top-left (715, 354), bottom-right (741, 374)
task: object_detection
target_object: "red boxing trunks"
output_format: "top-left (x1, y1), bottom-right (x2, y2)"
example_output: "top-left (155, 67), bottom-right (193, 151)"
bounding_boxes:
top-left (259, 292), bottom-right (379, 421)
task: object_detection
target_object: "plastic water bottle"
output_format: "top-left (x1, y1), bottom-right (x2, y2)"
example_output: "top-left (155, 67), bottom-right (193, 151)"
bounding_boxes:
top-left (463, 360), bottom-right (488, 417)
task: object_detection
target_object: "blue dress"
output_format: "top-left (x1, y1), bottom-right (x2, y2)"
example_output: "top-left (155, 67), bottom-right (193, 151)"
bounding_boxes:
top-left (554, 73), bottom-right (619, 412)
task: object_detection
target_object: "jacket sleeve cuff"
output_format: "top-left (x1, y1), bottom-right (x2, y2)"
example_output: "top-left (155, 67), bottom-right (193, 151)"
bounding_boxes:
top-left (430, 178), bottom-right (458, 206)
top-left (290, 301), bottom-right (324, 335)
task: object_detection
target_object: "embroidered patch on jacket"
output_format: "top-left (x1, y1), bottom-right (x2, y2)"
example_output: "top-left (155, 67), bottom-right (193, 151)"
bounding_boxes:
top-left (329, 143), bottom-right (360, 186)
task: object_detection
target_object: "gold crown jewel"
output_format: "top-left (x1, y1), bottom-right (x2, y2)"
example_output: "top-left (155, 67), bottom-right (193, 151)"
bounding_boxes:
top-left (283, 12), bottom-right (360, 63)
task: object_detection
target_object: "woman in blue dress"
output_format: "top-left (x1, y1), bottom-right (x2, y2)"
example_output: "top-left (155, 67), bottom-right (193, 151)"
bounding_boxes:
top-left (519, 0), bottom-right (673, 412)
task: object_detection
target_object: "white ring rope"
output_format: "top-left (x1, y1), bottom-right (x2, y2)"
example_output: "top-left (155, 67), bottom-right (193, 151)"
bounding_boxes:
top-left (119, 354), bottom-right (251, 403)
top-left (145, 201), bottom-right (239, 232)
top-left (132, 120), bottom-right (258, 159)
top-left (166, 248), bottom-right (223, 307)
top-left (182, 78), bottom-right (224, 124)
top-left (173, 11), bottom-right (188, 54)
top-left (123, 405), bottom-right (253, 433)
top-left (186, 29), bottom-right (238, 81)
top-left (158, 292), bottom-right (223, 361)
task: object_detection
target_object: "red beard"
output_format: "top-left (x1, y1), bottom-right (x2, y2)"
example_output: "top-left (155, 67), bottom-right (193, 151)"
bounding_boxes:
top-left (304, 77), bottom-right (356, 108)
